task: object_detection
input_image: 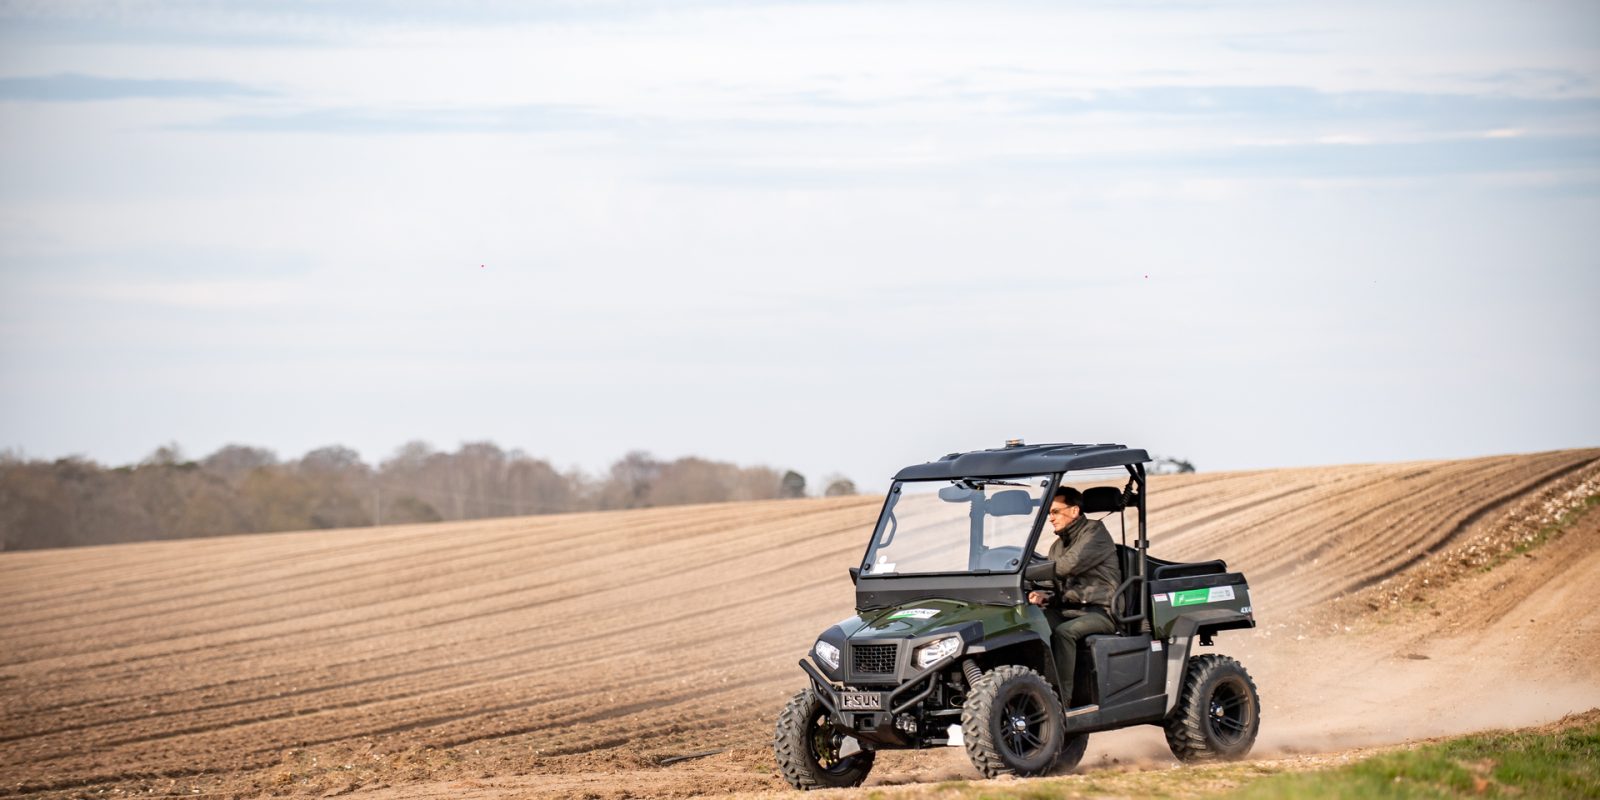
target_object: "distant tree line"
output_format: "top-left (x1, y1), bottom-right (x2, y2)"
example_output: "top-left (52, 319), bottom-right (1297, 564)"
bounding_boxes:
top-left (0, 442), bottom-right (858, 551)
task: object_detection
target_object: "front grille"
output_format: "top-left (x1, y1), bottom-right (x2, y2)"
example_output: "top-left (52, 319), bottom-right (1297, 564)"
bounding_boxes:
top-left (852, 643), bottom-right (896, 674)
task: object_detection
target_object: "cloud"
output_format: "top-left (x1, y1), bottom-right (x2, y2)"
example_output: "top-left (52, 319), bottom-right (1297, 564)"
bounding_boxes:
top-left (653, 133), bottom-right (1600, 188)
top-left (1024, 86), bottom-right (1600, 129)
top-left (1454, 68), bottom-right (1595, 96)
top-left (1221, 29), bottom-right (1337, 55)
top-left (1163, 135), bottom-right (1600, 178)
top-left (0, 0), bottom-right (746, 48)
top-left (192, 104), bottom-right (612, 134)
top-left (0, 74), bottom-right (271, 102)
top-left (74, 280), bottom-right (297, 309)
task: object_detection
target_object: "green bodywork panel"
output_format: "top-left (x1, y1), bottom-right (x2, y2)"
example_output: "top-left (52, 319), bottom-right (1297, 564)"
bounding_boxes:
top-left (1150, 581), bottom-right (1253, 639)
top-left (837, 597), bottom-right (1051, 648)
top-left (839, 587), bottom-right (1252, 646)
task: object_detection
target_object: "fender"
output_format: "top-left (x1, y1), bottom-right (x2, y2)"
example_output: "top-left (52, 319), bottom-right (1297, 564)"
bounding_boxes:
top-left (1161, 609), bottom-right (1252, 715)
top-left (967, 628), bottom-right (1057, 682)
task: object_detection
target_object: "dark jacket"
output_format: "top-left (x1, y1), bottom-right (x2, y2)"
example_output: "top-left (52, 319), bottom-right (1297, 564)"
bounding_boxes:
top-left (1047, 514), bottom-right (1120, 611)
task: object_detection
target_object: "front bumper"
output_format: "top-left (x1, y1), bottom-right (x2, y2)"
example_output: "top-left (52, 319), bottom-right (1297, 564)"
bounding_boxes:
top-left (800, 651), bottom-right (958, 746)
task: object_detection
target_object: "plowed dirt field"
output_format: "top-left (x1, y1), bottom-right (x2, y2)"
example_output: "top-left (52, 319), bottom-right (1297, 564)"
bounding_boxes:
top-left (4, 449), bottom-right (1599, 799)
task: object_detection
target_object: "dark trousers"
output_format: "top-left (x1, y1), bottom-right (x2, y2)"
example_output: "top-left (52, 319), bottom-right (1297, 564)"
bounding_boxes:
top-left (1050, 608), bottom-right (1115, 706)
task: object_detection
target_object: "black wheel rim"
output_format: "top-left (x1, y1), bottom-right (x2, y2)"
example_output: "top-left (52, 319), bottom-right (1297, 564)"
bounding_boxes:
top-left (1206, 679), bottom-right (1250, 745)
top-left (808, 712), bottom-right (858, 775)
top-left (998, 690), bottom-right (1052, 759)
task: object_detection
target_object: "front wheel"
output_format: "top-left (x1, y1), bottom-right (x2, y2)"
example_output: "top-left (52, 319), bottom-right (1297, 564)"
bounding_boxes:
top-left (773, 688), bottom-right (875, 789)
top-left (960, 665), bottom-right (1066, 778)
top-left (1164, 654), bottom-right (1261, 762)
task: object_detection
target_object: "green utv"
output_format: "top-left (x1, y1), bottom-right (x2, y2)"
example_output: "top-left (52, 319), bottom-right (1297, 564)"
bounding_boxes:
top-left (773, 442), bottom-right (1260, 789)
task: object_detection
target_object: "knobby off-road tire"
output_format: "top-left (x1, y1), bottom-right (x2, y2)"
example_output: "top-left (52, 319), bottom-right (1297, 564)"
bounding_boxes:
top-left (1164, 654), bottom-right (1261, 762)
top-left (772, 688), bottom-right (874, 790)
top-left (960, 665), bottom-right (1066, 778)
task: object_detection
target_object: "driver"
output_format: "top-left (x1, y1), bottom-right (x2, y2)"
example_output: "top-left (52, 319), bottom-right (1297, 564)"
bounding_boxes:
top-left (1027, 486), bottom-right (1118, 706)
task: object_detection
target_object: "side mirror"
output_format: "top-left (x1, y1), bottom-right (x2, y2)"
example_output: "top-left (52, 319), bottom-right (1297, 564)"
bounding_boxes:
top-left (1024, 559), bottom-right (1055, 582)
top-left (848, 566), bottom-right (860, 585)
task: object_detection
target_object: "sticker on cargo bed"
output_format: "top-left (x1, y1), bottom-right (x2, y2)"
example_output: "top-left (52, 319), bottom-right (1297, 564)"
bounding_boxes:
top-left (869, 557), bottom-right (896, 574)
top-left (1153, 593), bottom-right (1168, 603)
top-left (887, 608), bottom-right (938, 620)
top-left (1171, 586), bottom-right (1236, 606)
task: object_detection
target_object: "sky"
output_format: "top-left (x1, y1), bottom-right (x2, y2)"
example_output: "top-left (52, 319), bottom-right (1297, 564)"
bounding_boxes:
top-left (1, 0), bottom-right (1597, 490)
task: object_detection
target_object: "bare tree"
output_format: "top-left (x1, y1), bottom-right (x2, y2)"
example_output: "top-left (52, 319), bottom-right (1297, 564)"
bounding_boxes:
top-left (779, 470), bottom-right (807, 499)
top-left (598, 450), bottom-right (662, 510)
top-left (201, 445), bottom-right (279, 481)
top-left (141, 442), bottom-right (186, 467)
top-left (823, 474), bottom-right (858, 497)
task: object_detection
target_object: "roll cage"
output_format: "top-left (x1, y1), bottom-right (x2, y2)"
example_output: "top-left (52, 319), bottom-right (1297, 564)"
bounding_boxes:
top-left (855, 442), bottom-right (1152, 633)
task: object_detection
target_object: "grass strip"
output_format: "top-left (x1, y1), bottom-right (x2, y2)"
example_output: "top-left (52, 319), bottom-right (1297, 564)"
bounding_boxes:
top-left (1227, 714), bottom-right (1600, 799)
top-left (849, 712), bottom-right (1600, 799)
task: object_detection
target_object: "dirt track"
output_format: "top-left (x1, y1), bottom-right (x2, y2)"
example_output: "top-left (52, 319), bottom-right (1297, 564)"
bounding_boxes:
top-left (3, 449), bottom-right (1598, 798)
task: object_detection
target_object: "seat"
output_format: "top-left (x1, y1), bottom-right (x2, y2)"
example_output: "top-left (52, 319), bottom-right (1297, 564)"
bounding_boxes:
top-left (1079, 486), bottom-right (1126, 514)
top-left (1147, 554), bottom-right (1228, 580)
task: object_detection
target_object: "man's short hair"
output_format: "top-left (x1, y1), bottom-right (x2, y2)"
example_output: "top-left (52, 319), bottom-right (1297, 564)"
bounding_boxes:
top-left (1053, 486), bottom-right (1083, 507)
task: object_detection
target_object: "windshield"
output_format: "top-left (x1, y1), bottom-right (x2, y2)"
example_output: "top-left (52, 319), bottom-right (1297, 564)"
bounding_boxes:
top-left (860, 476), bottom-right (1051, 576)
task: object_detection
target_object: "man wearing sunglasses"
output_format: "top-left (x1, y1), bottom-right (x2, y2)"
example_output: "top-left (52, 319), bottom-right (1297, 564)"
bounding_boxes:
top-left (1027, 486), bottom-right (1119, 707)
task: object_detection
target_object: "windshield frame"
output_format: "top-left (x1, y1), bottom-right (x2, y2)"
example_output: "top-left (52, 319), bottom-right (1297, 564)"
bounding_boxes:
top-left (857, 473), bottom-right (1061, 579)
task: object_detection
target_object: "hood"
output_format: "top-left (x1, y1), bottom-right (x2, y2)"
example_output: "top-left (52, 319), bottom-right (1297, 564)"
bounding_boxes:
top-left (846, 597), bottom-right (1027, 642)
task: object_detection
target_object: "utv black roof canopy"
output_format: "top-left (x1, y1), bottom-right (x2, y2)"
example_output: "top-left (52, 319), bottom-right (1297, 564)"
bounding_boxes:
top-left (893, 442), bottom-right (1150, 481)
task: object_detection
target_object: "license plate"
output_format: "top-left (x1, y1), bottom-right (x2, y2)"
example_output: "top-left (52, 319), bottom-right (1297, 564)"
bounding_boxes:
top-left (841, 692), bottom-right (882, 710)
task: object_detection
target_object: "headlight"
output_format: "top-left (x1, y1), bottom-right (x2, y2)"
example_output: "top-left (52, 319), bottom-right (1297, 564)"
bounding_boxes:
top-left (813, 640), bottom-right (840, 670)
top-left (913, 636), bottom-right (962, 669)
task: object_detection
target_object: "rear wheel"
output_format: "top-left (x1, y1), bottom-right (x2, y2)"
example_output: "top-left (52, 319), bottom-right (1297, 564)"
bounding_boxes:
top-left (1164, 654), bottom-right (1260, 762)
top-left (773, 689), bottom-right (874, 789)
top-left (961, 665), bottom-right (1065, 778)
